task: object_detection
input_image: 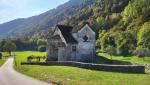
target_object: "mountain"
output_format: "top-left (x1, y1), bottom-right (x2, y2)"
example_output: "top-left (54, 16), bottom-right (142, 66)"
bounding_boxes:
top-left (0, 0), bottom-right (130, 39)
top-left (1, 0), bottom-right (149, 55)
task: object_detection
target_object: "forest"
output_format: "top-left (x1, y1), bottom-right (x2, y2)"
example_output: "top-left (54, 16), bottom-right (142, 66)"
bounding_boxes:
top-left (0, 0), bottom-right (150, 57)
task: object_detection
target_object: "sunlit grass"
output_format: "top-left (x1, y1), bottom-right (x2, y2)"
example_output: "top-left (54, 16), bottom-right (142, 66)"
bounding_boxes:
top-left (14, 51), bottom-right (46, 66)
top-left (98, 53), bottom-right (150, 64)
top-left (13, 51), bottom-right (150, 85)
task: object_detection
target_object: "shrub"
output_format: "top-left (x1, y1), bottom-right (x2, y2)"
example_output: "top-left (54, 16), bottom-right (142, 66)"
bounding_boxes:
top-left (38, 45), bottom-right (46, 52)
top-left (106, 46), bottom-right (117, 59)
top-left (106, 46), bottom-right (117, 55)
top-left (0, 53), bottom-right (2, 59)
top-left (133, 47), bottom-right (150, 57)
top-left (116, 31), bottom-right (136, 56)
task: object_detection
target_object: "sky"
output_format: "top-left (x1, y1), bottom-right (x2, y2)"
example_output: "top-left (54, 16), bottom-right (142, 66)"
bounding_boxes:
top-left (0, 0), bottom-right (69, 24)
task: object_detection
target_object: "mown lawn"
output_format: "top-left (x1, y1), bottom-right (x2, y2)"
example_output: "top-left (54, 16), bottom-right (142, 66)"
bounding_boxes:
top-left (14, 51), bottom-right (150, 85)
top-left (0, 52), bottom-right (9, 66)
top-left (13, 51), bottom-right (46, 66)
top-left (98, 53), bottom-right (150, 64)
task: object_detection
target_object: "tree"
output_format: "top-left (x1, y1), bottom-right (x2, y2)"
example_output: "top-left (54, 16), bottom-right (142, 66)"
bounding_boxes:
top-left (96, 16), bottom-right (106, 28)
top-left (37, 39), bottom-right (46, 46)
top-left (0, 39), bottom-right (6, 51)
top-left (38, 45), bottom-right (46, 52)
top-left (133, 47), bottom-right (150, 61)
top-left (110, 13), bottom-right (121, 24)
top-left (3, 40), bottom-right (16, 55)
top-left (100, 32), bottom-right (110, 51)
top-left (122, 0), bottom-right (150, 24)
top-left (98, 32), bottom-right (116, 51)
top-left (134, 47), bottom-right (150, 57)
top-left (138, 22), bottom-right (150, 48)
top-left (106, 46), bottom-right (117, 59)
top-left (96, 30), bottom-right (107, 48)
top-left (115, 31), bottom-right (136, 56)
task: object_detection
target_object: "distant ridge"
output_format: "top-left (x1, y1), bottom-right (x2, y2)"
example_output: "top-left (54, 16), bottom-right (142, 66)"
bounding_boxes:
top-left (0, 0), bottom-right (129, 39)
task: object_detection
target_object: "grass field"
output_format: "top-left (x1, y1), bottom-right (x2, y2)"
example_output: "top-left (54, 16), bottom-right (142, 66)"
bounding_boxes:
top-left (14, 51), bottom-right (150, 85)
top-left (0, 52), bottom-right (9, 66)
top-left (14, 51), bottom-right (46, 66)
top-left (98, 53), bottom-right (150, 64)
top-left (0, 59), bottom-right (5, 66)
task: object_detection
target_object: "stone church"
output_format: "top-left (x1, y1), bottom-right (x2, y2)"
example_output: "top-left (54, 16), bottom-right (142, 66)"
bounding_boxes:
top-left (46, 24), bottom-right (95, 62)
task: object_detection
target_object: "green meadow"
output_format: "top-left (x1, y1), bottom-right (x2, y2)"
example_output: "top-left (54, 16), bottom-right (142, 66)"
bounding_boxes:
top-left (13, 51), bottom-right (150, 85)
top-left (0, 59), bottom-right (5, 66)
top-left (98, 53), bottom-right (150, 64)
top-left (0, 52), bottom-right (9, 66)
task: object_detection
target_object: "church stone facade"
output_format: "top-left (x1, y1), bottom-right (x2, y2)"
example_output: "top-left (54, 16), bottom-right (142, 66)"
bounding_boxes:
top-left (46, 24), bottom-right (95, 62)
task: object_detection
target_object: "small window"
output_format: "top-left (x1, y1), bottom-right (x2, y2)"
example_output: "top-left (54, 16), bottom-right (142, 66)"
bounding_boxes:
top-left (72, 46), bottom-right (76, 52)
top-left (83, 35), bottom-right (88, 42)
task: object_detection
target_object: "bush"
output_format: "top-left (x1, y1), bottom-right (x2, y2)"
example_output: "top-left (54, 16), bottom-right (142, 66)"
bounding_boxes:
top-left (38, 45), bottom-right (46, 52)
top-left (116, 31), bottom-right (136, 56)
top-left (106, 46), bottom-right (117, 55)
top-left (106, 46), bottom-right (117, 59)
top-left (0, 53), bottom-right (2, 59)
top-left (133, 47), bottom-right (150, 57)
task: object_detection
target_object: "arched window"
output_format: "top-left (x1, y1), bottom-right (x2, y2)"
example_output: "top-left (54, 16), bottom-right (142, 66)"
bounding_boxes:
top-left (83, 35), bottom-right (88, 42)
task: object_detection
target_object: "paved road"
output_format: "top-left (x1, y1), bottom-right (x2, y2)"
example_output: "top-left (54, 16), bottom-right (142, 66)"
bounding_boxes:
top-left (0, 57), bottom-right (51, 85)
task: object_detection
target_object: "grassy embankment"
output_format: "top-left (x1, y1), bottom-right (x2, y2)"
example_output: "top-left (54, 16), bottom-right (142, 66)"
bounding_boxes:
top-left (0, 52), bottom-right (9, 66)
top-left (98, 53), bottom-right (150, 64)
top-left (13, 51), bottom-right (150, 85)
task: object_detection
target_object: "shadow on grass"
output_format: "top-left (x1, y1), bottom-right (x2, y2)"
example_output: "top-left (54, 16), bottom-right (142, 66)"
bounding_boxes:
top-left (94, 56), bottom-right (133, 65)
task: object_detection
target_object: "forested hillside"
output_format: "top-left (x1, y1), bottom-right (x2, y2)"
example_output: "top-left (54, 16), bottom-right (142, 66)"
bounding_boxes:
top-left (96, 0), bottom-right (150, 56)
top-left (0, 0), bottom-right (129, 39)
top-left (0, 0), bottom-right (150, 55)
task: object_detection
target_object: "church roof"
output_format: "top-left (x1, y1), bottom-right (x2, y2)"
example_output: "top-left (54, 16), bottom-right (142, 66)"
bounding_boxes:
top-left (56, 25), bottom-right (78, 44)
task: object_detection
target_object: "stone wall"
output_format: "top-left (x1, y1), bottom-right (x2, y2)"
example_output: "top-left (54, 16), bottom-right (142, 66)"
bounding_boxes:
top-left (21, 61), bottom-right (145, 74)
top-left (133, 63), bottom-right (150, 72)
